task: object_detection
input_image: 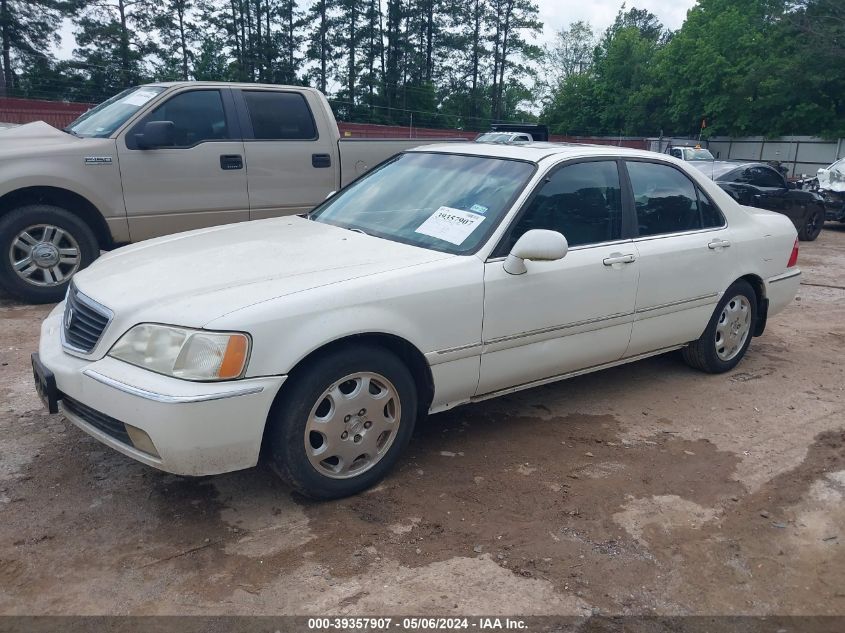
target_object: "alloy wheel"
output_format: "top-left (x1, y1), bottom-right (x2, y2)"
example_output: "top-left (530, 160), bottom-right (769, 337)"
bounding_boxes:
top-left (9, 224), bottom-right (81, 287)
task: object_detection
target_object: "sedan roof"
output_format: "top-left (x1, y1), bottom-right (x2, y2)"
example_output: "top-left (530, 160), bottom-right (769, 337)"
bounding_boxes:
top-left (407, 141), bottom-right (666, 164)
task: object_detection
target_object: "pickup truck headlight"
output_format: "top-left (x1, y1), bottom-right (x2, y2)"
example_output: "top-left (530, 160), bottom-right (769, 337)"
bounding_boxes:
top-left (109, 324), bottom-right (250, 381)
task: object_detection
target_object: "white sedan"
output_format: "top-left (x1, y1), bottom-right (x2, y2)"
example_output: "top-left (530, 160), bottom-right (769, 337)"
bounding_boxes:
top-left (33, 143), bottom-right (801, 499)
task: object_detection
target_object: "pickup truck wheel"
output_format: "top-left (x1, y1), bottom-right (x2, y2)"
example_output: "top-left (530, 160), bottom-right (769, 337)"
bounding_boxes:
top-left (798, 206), bottom-right (824, 241)
top-left (0, 204), bottom-right (99, 303)
top-left (267, 345), bottom-right (418, 499)
top-left (682, 280), bottom-right (757, 374)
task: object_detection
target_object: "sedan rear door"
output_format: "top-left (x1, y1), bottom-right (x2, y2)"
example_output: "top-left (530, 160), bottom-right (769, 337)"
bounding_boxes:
top-left (623, 159), bottom-right (737, 358)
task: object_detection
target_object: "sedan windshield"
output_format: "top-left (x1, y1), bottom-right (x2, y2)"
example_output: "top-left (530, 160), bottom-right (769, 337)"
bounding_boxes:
top-left (66, 86), bottom-right (166, 138)
top-left (311, 152), bottom-right (534, 254)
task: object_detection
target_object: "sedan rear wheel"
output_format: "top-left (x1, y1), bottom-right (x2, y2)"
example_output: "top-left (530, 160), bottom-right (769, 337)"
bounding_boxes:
top-left (682, 280), bottom-right (757, 374)
top-left (714, 295), bottom-right (752, 362)
top-left (267, 344), bottom-right (417, 499)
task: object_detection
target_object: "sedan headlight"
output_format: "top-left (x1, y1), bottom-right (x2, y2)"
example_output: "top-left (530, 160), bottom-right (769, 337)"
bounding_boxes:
top-left (109, 324), bottom-right (250, 381)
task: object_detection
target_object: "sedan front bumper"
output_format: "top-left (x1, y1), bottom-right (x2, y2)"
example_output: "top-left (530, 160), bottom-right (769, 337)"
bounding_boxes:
top-left (37, 305), bottom-right (286, 476)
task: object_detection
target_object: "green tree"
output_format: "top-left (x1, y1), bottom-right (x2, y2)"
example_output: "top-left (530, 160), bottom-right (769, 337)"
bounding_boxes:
top-left (0, 0), bottom-right (64, 96)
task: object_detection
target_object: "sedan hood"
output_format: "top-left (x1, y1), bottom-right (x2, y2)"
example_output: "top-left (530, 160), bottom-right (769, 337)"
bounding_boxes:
top-left (73, 216), bottom-right (452, 329)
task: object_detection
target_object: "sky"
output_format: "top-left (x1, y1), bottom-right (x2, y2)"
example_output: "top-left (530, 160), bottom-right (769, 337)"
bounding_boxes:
top-left (54, 0), bottom-right (698, 60)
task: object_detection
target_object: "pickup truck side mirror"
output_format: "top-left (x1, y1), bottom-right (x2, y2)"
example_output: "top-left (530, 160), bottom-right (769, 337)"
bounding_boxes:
top-left (135, 121), bottom-right (176, 149)
top-left (504, 229), bottom-right (568, 275)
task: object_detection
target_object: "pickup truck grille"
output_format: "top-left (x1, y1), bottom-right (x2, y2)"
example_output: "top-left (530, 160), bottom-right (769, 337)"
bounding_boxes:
top-left (62, 284), bottom-right (112, 354)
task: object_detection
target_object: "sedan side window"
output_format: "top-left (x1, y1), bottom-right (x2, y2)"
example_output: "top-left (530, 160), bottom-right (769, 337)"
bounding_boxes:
top-left (129, 90), bottom-right (229, 148)
top-left (699, 189), bottom-right (726, 228)
top-left (504, 161), bottom-right (623, 251)
top-left (627, 161), bottom-right (703, 236)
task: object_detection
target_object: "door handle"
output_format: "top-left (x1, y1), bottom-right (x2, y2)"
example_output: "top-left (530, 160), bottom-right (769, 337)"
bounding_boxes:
top-left (312, 153), bottom-right (332, 168)
top-left (220, 154), bottom-right (243, 170)
top-left (603, 253), bottom-right (636, 266)
top-left (708, 239), bottom-right (731, 249)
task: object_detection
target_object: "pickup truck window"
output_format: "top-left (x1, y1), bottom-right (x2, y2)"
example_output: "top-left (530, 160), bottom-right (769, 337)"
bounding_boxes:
top-left (66, 86), bottom-right (166, 138)
top-left (128, 89), bottom-right (229, 149)
top-left (243, 91), bottom-right (317, 140)
top-left (311, 152), bottom-right (534, 255)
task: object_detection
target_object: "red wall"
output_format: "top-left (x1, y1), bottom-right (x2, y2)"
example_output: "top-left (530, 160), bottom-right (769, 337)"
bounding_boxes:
top-left (0, 98), bottom-right (93, 128)
top-left (0, 97), bottom-right (649, 150)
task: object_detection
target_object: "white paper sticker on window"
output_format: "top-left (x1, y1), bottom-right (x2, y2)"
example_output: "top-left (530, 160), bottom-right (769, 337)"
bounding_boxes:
top-left (415, 207), bottom-right (486, 246)
top-left (122, 89), bottom-right (158, 107)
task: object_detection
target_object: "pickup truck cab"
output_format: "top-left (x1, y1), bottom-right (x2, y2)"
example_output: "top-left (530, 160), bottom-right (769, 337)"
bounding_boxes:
top-left (0, 82), bottom-right (438, 303)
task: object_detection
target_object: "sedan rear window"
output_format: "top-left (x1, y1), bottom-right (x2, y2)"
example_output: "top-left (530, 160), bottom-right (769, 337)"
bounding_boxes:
top-left (311, 152), bottom-right (534, 255)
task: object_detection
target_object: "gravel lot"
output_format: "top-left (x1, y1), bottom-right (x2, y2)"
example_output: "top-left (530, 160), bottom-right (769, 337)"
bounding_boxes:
top-left (0, 226), bottom-right (843, 616)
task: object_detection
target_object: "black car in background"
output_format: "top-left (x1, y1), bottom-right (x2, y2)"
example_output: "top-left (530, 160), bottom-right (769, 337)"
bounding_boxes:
top-left (691, 161), bottom-right (827, 241)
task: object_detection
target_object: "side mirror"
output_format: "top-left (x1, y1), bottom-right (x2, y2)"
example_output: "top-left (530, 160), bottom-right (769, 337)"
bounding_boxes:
top-left (135, 120), bottom-right (176, 149)
top-left (503, 229), bottom-right (568, 275)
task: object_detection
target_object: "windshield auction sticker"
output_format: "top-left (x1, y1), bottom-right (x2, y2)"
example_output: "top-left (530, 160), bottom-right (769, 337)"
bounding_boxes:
top-left (122, 89), bottom-right (159, 107)
top-left (415, 207), bottom-right (486, 245)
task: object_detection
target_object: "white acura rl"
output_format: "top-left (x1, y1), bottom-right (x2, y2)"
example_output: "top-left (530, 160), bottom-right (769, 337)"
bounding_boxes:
top-left (33, 143), bottom-right (801, 498)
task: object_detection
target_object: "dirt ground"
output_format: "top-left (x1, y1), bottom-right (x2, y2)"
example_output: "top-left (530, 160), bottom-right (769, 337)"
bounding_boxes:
top-left (0, 226), bottom-right (843, 617)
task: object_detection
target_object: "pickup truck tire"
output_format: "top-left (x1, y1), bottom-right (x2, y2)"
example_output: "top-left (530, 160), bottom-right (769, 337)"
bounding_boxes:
top-left (267, 344), bottom-right (418, 499)
top-left (682, 280), bottom-right (757, 374)
top-left (797, 206), bottom-right (824, 241)
top-left (0, 204), bottom-right (99, 304)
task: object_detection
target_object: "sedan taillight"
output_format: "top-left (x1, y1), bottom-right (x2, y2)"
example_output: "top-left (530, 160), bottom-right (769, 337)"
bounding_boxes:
top-left (787, 238), bottom-right (799, 268)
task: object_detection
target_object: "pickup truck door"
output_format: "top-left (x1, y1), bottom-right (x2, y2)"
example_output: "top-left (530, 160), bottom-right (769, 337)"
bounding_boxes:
top-left (116, 87), bottom-right (249, 241)
top-left (234, 89), bottom-right (338, 220)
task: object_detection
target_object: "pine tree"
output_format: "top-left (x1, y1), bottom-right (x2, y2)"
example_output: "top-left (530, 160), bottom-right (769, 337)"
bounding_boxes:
top-left (0, 0), bottom-right (64, 96)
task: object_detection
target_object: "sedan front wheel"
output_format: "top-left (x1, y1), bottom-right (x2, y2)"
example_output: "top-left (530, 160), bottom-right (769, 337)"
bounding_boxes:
top-left (267, 344), bottom-right (418, 499)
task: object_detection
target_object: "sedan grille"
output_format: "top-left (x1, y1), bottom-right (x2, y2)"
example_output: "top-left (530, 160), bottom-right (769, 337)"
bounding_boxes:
top-left (62, 396), bottom-right (132, 446)
top-left (62, 284), bottom-right (112, 354)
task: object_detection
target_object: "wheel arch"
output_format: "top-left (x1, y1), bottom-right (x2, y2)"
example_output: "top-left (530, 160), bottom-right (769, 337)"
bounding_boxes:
top-left (261, 332), bottom-right (435, 454)
top-left (0, 186), bottom-right (113, 249)
top-left (736, 273), bottom-right (768, 336)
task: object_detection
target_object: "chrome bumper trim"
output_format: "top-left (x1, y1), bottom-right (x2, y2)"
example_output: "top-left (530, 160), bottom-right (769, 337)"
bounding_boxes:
top-left (768, 269), bottom-right (801, 284)
top-left (82, 369), bottom-right (265, 404)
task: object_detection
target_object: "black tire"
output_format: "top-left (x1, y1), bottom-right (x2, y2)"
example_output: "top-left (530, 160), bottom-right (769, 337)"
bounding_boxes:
top-left (682, 280), bottom-right (757, 374)
top-left (266, 344), bottom-right (418, 500)
top-left (0, 204), bottom-right (100, 303)
top-left (798, 206), bottom-right (824, 241)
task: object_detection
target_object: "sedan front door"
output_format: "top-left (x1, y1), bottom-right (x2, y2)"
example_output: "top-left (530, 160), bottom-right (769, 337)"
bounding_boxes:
top-left (478, 160), bottom-right (639, 397)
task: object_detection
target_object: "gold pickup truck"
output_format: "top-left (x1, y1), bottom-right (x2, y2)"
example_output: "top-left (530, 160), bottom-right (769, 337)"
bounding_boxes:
top-left (0, 82), bottom-right (444, 302)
